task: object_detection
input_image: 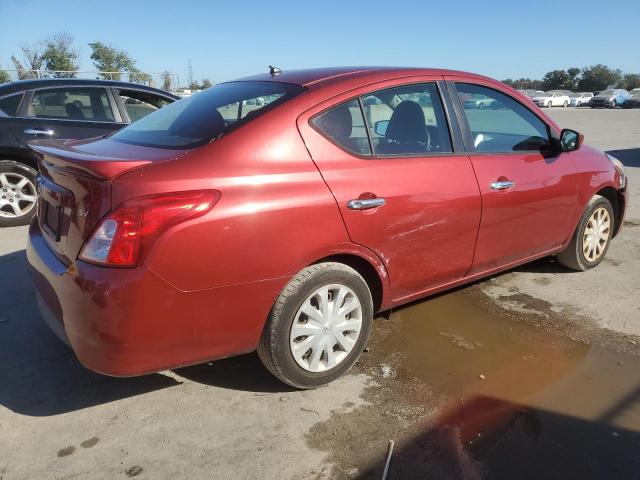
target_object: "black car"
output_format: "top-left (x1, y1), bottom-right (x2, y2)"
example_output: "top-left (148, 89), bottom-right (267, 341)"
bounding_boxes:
top-left (0, 78), bottom-right (179, 226)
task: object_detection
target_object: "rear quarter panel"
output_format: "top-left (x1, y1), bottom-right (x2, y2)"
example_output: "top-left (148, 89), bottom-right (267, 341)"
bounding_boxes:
top-left (111, 102), bottom-right (355, 292)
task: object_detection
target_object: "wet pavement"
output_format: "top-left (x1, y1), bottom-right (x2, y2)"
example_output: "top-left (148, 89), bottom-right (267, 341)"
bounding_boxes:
top-left (308, 271), bottom-right (640, 479)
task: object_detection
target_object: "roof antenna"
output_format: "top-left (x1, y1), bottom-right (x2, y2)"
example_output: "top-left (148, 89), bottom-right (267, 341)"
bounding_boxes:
top-left (269, 65), bottom-right (281, 76)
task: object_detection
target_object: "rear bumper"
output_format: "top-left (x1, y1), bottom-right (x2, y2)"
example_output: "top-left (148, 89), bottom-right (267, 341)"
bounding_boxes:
top-left (27, 220), bottom-right (286, 376)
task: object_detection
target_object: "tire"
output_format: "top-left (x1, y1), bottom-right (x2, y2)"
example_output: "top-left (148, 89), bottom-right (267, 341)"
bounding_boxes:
top-left (258, 262), bottom-right (373, 389)
top-left (0, 160), bottom-right (38, 227)
top-left (563, 101), bottom-right (569, 107)
top-left (557, 195), bottom-right (614, 271)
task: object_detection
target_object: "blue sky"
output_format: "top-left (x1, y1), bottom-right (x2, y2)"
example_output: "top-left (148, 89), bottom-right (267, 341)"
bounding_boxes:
top-left (1, 0), bottom-right (638, 86)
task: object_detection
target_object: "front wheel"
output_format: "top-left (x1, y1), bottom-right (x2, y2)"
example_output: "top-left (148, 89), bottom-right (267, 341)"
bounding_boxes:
top-left (0, 160), bottom-right (38, 227)
top-left (557, 195), bottom-right (614, 271)
top-left (258, 262), bottom-right (373, 389)
top-left (563, 101), bottom-right (569, 107)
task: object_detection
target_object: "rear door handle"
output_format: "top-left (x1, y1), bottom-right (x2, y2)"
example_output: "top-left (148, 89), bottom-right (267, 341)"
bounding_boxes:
top-left (490, 180), bottom-right (515, 190)
top-left (347, 198), bottom-right (386, 210)
top-left (24, 128), bottom-right (54, 136)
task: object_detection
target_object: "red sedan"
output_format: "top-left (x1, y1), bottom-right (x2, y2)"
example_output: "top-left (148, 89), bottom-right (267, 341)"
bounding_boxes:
top-left (27, 67), bottom-right (627, 388)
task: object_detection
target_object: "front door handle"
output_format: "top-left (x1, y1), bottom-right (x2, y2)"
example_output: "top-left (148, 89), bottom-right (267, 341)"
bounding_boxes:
top-left (347, 198), bottom-right (386, 210)
top-left (490, 180), bottom-right (515, 190)
top-left (24, 128), bottom-right (54, 136)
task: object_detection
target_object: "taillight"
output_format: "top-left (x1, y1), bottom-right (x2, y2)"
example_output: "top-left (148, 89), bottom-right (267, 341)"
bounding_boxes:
top-left (79, 190), bottom-right (220, 267)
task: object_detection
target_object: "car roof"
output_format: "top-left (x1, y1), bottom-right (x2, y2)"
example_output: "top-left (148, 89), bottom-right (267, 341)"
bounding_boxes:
top-left (232, 66), bottom-right (495, 87)
top-left (0, 78), bottom-right (179, 99)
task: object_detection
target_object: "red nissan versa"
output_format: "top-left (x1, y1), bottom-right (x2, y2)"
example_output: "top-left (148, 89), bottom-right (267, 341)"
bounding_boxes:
top-left (27, 67), bottom-right (627, 388)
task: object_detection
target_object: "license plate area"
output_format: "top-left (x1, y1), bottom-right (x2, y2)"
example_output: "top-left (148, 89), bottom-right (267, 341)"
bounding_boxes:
top-left (42, 201), bottom-right (63, 241)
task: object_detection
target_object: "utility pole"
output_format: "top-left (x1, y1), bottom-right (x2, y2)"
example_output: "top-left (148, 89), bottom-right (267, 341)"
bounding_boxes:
top-left (188, 59), bottom-right (193, 88)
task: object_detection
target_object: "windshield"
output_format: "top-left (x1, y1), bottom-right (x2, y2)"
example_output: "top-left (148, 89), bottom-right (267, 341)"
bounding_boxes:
top-left (598, 90), bottom-right (614, 96)
top-left (630, 91), bottom-right (640, 97)
top-left (111, 81), bottom-right (305, 149)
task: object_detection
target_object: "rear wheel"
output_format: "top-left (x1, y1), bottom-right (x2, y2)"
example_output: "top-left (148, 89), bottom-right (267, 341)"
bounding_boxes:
top-left (557, 195), bottom-right (614, 271)
top-left (258, 262), bottom-right (373, 389)
top-left (563, 100), bottom-right (569, 107)
top-left (0, 160), bottom-right (38, 227)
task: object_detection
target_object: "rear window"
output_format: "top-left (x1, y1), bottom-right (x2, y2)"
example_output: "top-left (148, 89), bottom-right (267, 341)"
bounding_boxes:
top-left (0, 93), bottom-right (23, 116)
top-left (110, 81), bottom-right (305, 149)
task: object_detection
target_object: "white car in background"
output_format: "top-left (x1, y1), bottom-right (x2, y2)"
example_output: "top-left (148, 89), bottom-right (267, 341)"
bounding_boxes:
top-left (532, 91), bottom-right (571, 108)
top-left (569, 92), bottom-right (594, 107)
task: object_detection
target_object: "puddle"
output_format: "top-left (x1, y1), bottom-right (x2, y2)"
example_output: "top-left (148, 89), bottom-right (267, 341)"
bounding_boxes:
top-left (308, 285), bottom-right (640, 479)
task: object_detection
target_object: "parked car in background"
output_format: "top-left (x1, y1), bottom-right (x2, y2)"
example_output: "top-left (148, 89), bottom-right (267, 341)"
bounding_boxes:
top-left (26, 67), bottom-right (627, 388)
top-left (622, 89), bottom-right (640, 109)
top-left (569, 92), bottom-right (594, 107)
top-left (518, 89), bottom-right (545, 99)
top-left (0, 78), bottom-right (178, 226)
top-left (590, 89), bottom-right (630, 108)
top-left (532, 90), bottom-right (571, 107)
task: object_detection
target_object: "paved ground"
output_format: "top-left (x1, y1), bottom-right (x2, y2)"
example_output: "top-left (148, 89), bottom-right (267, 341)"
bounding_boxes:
top-left (0, 108), bottom-right (639, 480)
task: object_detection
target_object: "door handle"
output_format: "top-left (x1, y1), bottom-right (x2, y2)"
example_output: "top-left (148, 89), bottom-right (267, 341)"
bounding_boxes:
top-left (347, 198), bottom-right (386, 210)
top-left (24, 128), bottom-right (54, 136)
top-left (490, 180), bottom-right (515, 190)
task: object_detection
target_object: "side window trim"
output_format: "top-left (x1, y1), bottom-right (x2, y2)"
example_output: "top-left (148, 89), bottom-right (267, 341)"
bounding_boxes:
top-left (448, 81), bottom-right (554, 155)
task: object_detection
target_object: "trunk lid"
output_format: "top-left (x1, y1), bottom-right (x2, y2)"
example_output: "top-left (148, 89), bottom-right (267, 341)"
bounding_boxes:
top-left (30, 137), bottom-right (185, 266)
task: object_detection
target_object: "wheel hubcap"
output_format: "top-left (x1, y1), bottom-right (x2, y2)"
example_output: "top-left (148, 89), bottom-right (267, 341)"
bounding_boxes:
top-left (582, 207), bottom-right (611, 262)
top-left (289, 284), bottom-right (363, 373)
top-left (0, 172), bottom-right (37, 218)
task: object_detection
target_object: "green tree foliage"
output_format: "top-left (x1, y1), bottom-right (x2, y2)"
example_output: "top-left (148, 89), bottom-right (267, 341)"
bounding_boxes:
top-left (128, 69), bottom-right (152, 85)
top-left (0, 69), bottom-right (11, 84)
top-left (577, 64), bottom-right (622, 91)
top-left (501, 78), bottom-right (543, 90)
top-left (541, 70), bottom-right (572, 90)
top-left (88, 42), bottom-right (136, 80)
top-left (200, 78), bottom-right (212, 89)
top-left (621, 73), bottom-right (640, 90)
top-left (42, 32), bottom-right (79, 77)
top-left (566, 67), bottom-right (581, 90)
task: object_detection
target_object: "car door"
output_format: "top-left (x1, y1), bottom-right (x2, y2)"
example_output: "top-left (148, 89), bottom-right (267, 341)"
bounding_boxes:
top-left (11, 86), bottom-right (123, 147)
top-left (298, 79), bottom-right (481, 302)
top-left (446, 79), bottom-right (579, 273)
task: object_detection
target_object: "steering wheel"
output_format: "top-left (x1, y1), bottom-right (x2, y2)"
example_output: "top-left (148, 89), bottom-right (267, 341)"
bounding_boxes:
top-left (424, 126), bottom-right (432, 151)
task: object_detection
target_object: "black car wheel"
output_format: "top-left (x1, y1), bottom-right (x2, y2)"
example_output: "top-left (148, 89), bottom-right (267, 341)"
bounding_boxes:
top-left (0, 160), bottom-right (38, 227)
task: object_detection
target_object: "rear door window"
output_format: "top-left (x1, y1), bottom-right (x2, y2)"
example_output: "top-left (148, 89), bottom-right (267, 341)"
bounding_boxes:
top-left (312, 99), bottom-right (371, 155)
top-left (0, 93), bottom-right (23, 116)
top-left (111, 81), bottom-right (304, 149)
top-left (455, 83), bottom-right (550, 153)
top-left (30, 88), bottom-right (115, 122)
top-left (362, 83), bottom-right (452, 155)
top-left (118, 89), bottom-right (173, 122)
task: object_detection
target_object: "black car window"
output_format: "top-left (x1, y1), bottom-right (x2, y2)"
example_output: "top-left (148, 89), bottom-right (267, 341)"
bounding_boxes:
top-left (456, 83), bottom-right (550, 153)
top-left (30, 88), bottom-right (115, 122)
top-left (110, 81), bottom-right (304, 149)
top-left (361, 83), bottom-right (452, 156)
top-left (0, 93), bottom-right (23, 116)
top-left (312, 99), bottom-right (371, 156)
top-left (118, 89), bottom-right (173, 123)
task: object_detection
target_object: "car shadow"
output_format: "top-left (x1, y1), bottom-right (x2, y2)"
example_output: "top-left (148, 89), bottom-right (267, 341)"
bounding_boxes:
top-left (606, 148), bottom-right (640, 168)
top-left (174, 353), bottom-right (295, 394)
top-left (0, 249), bottom-right (180, 417)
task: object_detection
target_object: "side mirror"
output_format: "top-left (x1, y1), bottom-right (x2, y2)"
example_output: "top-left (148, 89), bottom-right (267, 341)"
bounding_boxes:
top-left (559, 128), bottom-right (583, 152)
top-left (374, 120), bottom-right (389, 137)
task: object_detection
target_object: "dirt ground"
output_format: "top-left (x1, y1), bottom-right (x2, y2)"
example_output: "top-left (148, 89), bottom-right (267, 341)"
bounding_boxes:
top-left (0, 108), bottom-right (639, 480)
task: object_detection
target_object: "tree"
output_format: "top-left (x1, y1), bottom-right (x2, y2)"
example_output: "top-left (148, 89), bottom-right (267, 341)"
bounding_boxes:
top-left (161, 71), bottom-right (173, 91)
top-left (566, 67), bottom-right (581, 90)
top-left (11, 41), bottom-right (45, 79)
top-left (89, 42), bottom-right (136, 80)
top-left (0, 68), bottom-right (11, 84)
top-left (578, 64), bottom-right (622, 91)
top-left (621, 73), bottom-right (640, 90)
top-left (200, 78), bottom-right (212, 89)
top-left (541, 69), bottom-right (571, 91)
top-left (42, 32), bottom-right (79, 77)
top-left (128, 69), bottom-right (152, 85)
